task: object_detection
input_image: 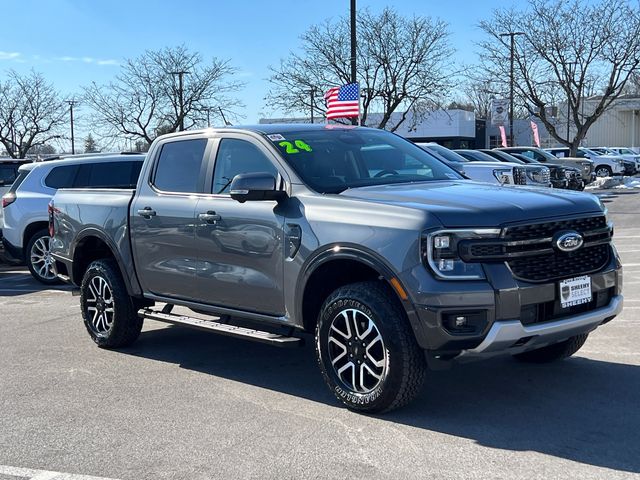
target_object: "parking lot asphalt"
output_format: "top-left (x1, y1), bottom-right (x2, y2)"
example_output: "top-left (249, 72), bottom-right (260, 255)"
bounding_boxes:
top-left (0, 190), bottom-right (639, 480)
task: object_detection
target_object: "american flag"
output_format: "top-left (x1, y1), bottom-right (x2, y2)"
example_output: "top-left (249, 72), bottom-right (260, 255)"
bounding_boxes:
top-left (324, 83), bottom-right (360, 120)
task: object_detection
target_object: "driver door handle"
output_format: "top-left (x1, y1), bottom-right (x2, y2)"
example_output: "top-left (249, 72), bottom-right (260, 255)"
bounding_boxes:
top-left (198, 211), bottom-right (221, 224)
top-left (137, 207), bottom-right (156, 219)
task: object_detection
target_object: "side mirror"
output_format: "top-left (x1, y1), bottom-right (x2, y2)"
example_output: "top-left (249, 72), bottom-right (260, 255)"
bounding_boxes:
top-left (229, 172), bottom-right (287, 203)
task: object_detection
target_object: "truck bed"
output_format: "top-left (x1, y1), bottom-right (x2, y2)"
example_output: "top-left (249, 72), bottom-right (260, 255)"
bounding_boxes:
top-left (50, 188), bottom-right (137, 285)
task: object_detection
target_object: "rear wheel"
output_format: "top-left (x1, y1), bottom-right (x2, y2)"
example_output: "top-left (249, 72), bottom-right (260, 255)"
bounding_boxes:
top-left (315, 281), bottom-right (426, 413)
top-left (512, 333), bottom-right (589, 363)
top-left (595, 165), bottom-right (613, 178)
top-left (26, 229), bottom-right (61, 285)
top-left (80, 259), bottom-right (143, 348)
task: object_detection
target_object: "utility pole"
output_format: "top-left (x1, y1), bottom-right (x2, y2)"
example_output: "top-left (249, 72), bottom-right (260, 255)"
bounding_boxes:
top-left (67, 100), bottom-right (77, 154)
top-left (350, 0), bottom-right (357, 126)
top-left (170, 71), bottom-right (189, 131)
top-left (499, 32), bottom-right (524, 146)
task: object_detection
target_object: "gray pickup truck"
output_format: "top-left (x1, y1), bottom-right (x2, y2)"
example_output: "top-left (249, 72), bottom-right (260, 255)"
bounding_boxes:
top-left (50, 125), bottom-right (623, 413)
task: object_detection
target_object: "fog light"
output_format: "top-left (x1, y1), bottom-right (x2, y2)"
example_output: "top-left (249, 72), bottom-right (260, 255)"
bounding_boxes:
top-left (442, 311), bottom-right (487, 335)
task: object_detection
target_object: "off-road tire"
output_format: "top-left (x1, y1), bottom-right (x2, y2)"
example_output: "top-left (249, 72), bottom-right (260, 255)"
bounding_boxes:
top-left (26, 229), bottom-right (61, 285)
top-left (80, 259), bottom-right (143, 348)
top-left (512, 333), bottom-right (589, 363)
top-left (315, 281), bottom-right (426, 413)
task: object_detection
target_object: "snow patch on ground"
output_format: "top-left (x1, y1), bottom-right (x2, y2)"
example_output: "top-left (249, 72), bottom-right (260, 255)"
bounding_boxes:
top-left (585, 176), bottom-right (640, 190)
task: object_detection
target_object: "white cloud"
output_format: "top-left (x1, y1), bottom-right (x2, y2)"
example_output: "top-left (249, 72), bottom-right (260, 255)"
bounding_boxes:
top-left (0, 51), bottom-right (21, 61)
top-left (96, 59), bottom-right (119, 66)
top-left (53, 55), bottom-right (118, 66)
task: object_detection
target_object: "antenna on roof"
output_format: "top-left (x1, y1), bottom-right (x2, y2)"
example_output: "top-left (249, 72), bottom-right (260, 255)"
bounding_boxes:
top-left (218, 107), bottom-right (232, 126)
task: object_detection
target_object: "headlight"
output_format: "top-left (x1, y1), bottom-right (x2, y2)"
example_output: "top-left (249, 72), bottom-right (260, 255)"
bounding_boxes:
top-left (492, 168), bottom-right (511, 184)
top-left (526, 167), bottom-right (550, 184)
top-left (422, 229), bottom-right (501, 280)
top-left (618, 160), bottom-right (625, 166)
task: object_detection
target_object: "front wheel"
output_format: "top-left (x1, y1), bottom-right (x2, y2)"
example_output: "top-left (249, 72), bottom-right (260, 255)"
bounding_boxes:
top-left (512, 333), bottom-right (588, 363)
top-left (315, 281), bottom-right (426, 413)
top-left (80, 259), bottom-right (143, 348)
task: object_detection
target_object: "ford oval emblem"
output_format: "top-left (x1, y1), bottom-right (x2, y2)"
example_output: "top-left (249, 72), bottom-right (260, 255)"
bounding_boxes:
top-left (555, 231), bottom-right (584, 252)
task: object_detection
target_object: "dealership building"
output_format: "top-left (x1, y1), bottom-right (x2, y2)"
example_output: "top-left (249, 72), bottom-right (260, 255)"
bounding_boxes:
top-left (262, 95), bottom-right (640, 150)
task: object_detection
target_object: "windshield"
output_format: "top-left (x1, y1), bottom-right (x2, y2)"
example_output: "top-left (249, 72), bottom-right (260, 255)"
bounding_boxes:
top-left (269, 128), bottom-right (463, 193)
top-left (485, 150), bottom-right (525, 164)
top-left (420, 143), bottom-right (471, 163)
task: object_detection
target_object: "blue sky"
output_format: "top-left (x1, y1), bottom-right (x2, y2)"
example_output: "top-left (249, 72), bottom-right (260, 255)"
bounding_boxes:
top-left (0, 0), bottom-right (515, 131)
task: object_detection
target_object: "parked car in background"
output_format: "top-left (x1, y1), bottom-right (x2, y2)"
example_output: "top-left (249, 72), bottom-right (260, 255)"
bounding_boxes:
top-left (545, 147), bottom-right (625, 178)
top-left (497, 146), bottom-right (594, 184)
top-left (454, 149), bottom-right (551, 188)
top-left (480, 149), bottom-right (579, 190)
top-left (0, 159), bottom-right (32, 236)
top-left (591, 147), bottom-right (639, 174)
top-left (416, 143), bottom-right (525, 186)
top-left (1, 153), bottom-right (144, 283)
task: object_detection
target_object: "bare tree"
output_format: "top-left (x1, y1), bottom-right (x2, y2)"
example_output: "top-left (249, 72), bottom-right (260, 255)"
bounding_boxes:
top-left (478, 0), bottom-right (640, 154)
top-left (265, 8), bottom-right (454, 131)
top-left (0, 70), bottom-right (67, 158)
top-left (83, 46), bottom-right (244, 146)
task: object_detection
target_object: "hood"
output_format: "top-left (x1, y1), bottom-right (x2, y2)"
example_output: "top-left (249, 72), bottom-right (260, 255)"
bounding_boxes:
top-left (341, 181), bottom-right (603, 227)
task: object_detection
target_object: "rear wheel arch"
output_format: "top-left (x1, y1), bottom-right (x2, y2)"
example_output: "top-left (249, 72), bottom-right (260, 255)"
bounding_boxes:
top-left (71, 231), bottom-right (140, 297)
top-left (23, 221), bottom-right (49, 256)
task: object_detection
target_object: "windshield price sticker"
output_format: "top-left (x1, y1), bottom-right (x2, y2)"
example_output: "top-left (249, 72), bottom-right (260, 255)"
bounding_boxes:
top-left (278, 140), bottom-right (313, 154)
top-left (559, 275), bottom-right (592, 308)
top-left (267, 134), bottom-right (286, 141)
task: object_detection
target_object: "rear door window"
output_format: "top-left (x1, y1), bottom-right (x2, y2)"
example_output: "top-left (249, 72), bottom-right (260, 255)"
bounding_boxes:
top-left (44, 165), bottom-right (80, 189)
top-left (75, 161), bottom-right (143, 188)
top-left (153, 139), bottom-right (208, 193)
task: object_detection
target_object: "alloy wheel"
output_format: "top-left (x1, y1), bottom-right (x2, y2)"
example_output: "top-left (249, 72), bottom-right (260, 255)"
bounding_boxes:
top-left (85, 275), bottom-right (115, 335)
top-left (30, 236), bottom-right (57, 281)
top-left (327, 308), bottom-right (388, 394)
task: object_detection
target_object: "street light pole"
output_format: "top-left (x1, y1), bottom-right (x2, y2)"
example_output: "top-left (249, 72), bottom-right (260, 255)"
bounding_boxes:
top-left (170, 71), bottom-right (189, 131)
top-left (309, 87), bottom-right (316, 124)
top-left (500, 32), bottom-right (525, 146)
top-left (67, 100), bottom-right (77, 154)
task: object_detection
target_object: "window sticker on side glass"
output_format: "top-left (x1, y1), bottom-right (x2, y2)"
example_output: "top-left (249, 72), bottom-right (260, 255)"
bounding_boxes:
top-left (267, 134), bottom-right (286, 141)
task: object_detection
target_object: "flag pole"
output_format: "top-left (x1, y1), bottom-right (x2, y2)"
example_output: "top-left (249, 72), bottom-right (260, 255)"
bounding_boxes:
top-left (350, 0), bottom-right (357, 126)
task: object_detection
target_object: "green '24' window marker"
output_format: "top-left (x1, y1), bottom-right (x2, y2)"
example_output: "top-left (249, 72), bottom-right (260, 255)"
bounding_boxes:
top-left (279, 140), bottom-right (313, 154)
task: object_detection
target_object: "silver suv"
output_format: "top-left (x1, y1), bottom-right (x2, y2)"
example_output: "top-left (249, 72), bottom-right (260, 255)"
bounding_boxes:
top-left (1, 153), bottom-right (144, 283)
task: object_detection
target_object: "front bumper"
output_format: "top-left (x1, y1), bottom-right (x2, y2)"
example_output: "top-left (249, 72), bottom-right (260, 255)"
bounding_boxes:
top-left (460, 295), bottom-right (622, 358)
top-left (405, 253), bottom-right (622, 355)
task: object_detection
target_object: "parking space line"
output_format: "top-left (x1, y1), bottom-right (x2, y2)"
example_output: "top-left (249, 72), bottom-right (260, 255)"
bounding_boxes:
top-left (0, 465), bottom-right (121, 480)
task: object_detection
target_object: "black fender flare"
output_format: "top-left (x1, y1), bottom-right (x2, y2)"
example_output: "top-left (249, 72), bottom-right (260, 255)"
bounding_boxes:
top-left (295, 243), bottom-right (422, 336)
top-left (70, 227), bottom-right (142, 297)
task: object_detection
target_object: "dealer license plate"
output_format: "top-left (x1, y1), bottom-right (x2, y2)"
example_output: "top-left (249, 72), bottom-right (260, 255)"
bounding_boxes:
top-left (559, 275), bottom-right (592, 308)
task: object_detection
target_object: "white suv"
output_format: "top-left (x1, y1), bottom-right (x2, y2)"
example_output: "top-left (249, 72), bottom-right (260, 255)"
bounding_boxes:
top-left (1, 153), bottom-right (144, 283)
top-left (546, 147), bottom-right (625, 177)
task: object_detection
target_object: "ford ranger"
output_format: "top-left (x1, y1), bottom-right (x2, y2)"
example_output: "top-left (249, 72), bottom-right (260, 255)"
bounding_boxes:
top-left (49, 125), bottom-right (623, 413)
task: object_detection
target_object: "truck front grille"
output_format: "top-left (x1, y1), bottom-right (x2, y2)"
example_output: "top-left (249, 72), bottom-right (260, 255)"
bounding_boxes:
top-left (513, 166), bottom-right (527, 185)
top-left (459, 215), bottom-right (612, 283)
top-left (507, 243), bottom-right (610, 282)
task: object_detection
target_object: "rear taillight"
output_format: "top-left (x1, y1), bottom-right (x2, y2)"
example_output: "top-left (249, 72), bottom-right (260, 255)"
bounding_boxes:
top-left (48, 202), bottom-right (55, 237)
top-left (2, 192), bottom-right (16, 208)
